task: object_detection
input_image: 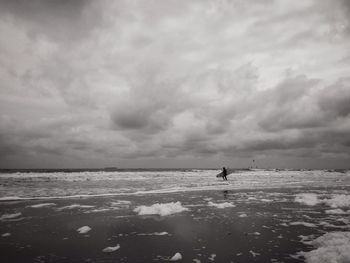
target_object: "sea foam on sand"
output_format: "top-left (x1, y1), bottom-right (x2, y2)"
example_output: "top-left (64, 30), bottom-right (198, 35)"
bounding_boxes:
top-left (0, 196), bottom-right (23, 201)
top-left (325, 209), bottom-right (349, 214)
top-left (295, 193), bottom-right (319, 206)
top-left (77, 226), bottom-right (91, 234)
top-left (137, 232), bottom-right (170, 236)
top-left (29, 203), bottom-right (56, 208)
top-left (324, 195), bottom-right (350, 208)
top-left (110, 200), bottom-right (131, 206)
top-left (57, 204), bottom-right (95, 210)
top-left (295, 194), bottom-right (350, 209)
top-left (208, 201), bottom-right (235, 208)
top-left (289, 222), bottom-right (317, 228)
top-left (134, 202), bottom-right (189, 216)
top-left (170, 252), bottom-right (182, 261)
top-left (102, 244), bottom-right (120, 253)
top-left (0, 212), bottom-right (22, 221)
top-left (300, 232), bottom-right (350, 263)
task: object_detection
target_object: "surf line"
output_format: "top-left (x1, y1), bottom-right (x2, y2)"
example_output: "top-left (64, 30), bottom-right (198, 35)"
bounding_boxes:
top-left (0, 184), bottom-right (239, 202)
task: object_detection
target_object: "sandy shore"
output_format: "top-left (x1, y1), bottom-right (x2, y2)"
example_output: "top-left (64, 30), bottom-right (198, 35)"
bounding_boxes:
top-left (1, 187), bottom-right (350, 262)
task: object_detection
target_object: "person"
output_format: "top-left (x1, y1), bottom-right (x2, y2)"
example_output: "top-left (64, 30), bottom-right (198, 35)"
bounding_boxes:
top-left (222, 167), bottom-right (228, 181)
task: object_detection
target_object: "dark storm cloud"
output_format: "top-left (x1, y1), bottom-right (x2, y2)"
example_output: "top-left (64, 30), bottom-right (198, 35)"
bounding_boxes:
top-left (257, 75), bottom-right (323, 131)
top-left (256, 77), bottom-right (350, 133)
top-left (0, 0), bottom-right (99, 42)
top-left (0, 134), bottom-right (19, 157)
top-left (340, 0), bottom-right (350, 32)
top-left (1, 0), bottom-right (350, 168)
top-left (318, 79), bottom-right (350, 117)
top-left (145, 74), bottom-right (350, 158)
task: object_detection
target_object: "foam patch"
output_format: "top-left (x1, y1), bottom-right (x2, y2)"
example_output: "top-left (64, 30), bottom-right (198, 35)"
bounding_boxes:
top-left (208, 201), bottom-right (235, 208)
top-left (300, 232), bottom-right (350, 263)
top-left (134, 202), bottom-right (189, 216)
top-left (77, 226), bottom-right (91, 234)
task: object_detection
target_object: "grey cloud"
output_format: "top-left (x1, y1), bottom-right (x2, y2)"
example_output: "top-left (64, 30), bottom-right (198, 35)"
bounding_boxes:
top-left (109, 69), bottom-right (350, 161)
top-left (257, 76), bottom-right (350, 133)
top-left (0, 134), bottom-right (19, 157)
top-left (164, 73), bottom-right (350, 158)
top-left (112, 107), bottom-right (150, 130)
top-left (257, 75), bottom-right (323, 131)
top-left (340, 0), bottom-right (350, 32)
top-left (0, 0), bottom-right (100, 42)
top-left (318, 78), bottom-right (350, 117)
top-left (1, 0), bottom-right (350, 168)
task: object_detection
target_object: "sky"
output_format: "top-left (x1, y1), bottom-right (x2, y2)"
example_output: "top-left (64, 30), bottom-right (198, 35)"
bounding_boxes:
top-left (0, 0), bottom-right (350, 169)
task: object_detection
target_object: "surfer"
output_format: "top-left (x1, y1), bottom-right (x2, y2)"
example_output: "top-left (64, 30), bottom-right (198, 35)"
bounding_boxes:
top-left (222, 167), bottom-right (227, 181)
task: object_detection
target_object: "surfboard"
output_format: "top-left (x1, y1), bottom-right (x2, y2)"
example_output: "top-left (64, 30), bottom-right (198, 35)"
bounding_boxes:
top-left (216, 171), bottom-right (224, 178)
top-left (216, 169), bottom-right (234, 178)
top-left (216, 172), bottom-right (223, 178)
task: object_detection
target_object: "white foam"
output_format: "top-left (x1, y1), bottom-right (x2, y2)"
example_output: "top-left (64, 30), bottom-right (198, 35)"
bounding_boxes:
top-left (170, 252), bottom-right (182, 261)
top-left (319, 222), bottom-right (349, 229)
top-left (110, 200), bottom-right (131, 206)
top-left (0, 212), bottom-right (22, 221)
top-left (57, 204), bottom-right (95, 210)
top-left (261, 199), bottom-right (273, 202)
top-left (28, 203), bottom-right (56, 208)
top-left (84, 208), bottom-right (113, 213)
top-left (0, 170), bottom-right (350, 201)
top-left (208, 201), bottom-right (235, 209)
top-left (1, 233), bottom-right (11, 237)
top-left (0, 196), bottom-right (23, 201)
top-left (300, 232), bottom-right (350, 263)
top-left (290, 222), bottom-right (317, 228)
top-left (323, 195), bottom-right (350, 208)
top-left (209, 254), bottom-right (216, 261)
top-left (2, 169), bottom-right (350, 200)
top-left (77, 226), bottom-right (91, 234)
top-left (325, 209), bottom-right (349, 214)
top-left (295, 194), bottom-right (350, 209)
top-left (239, 213), bottom-right (247, 218)
top-left (102, 244), bottom-right (120, 253)
top-left (250, 250), bottom-right (260, 257)
top-left (137, 232), bottom-right (170, 236)
top-left (295, 193), bottom-right (319, 206)
top-left (134, 202), bottom-right (189, 216)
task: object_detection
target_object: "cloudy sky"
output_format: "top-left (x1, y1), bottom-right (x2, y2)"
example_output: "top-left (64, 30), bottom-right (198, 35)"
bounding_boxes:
top-left (0, 0), bottom-right (350, 169)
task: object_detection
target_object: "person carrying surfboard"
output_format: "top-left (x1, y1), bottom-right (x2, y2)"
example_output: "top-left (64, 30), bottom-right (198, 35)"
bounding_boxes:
top-left (222, 167), bottom-right (228, 181)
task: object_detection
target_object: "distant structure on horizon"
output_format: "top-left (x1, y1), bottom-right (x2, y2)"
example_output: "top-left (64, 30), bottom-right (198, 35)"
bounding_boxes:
top-left (103, 167), bottom-right (118, 171)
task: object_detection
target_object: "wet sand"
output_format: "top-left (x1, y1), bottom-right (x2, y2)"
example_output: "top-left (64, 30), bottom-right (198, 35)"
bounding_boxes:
top-left (1, 187), bottom-right (349, 263)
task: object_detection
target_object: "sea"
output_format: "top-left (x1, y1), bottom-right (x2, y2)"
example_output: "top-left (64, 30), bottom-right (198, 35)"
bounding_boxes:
top-left (1, 168), bottom-right (349, 201)
top-left (1, 168), bottom-right (350, 262)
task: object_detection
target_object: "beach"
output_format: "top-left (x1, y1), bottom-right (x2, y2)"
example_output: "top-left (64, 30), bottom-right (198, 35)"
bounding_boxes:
top-left (1, 170), bottom-right (350, 262)
top-left (2, 0), bottom-right (350, 261)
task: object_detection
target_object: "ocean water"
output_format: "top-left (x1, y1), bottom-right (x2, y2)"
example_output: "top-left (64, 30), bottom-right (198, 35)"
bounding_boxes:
top-left (1, 169), bottom-right (350, 262)
top-left (1, 169), bottom-right (349, 200)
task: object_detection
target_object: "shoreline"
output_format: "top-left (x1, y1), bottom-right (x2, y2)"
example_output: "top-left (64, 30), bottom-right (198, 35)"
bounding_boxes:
top-left (2, 184), bottom-right (350, 203)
